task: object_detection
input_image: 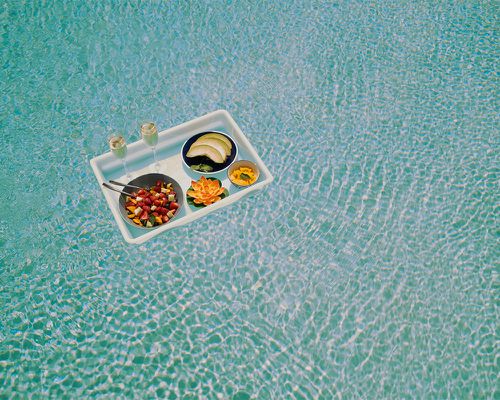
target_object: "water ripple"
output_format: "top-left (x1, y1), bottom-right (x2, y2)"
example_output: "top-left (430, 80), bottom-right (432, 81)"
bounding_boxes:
top-left (1, 0), bottom-right (498, 398)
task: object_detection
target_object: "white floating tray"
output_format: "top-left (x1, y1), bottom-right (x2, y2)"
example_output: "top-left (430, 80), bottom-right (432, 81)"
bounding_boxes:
top-left (90, 110), bottom-right (273, 244)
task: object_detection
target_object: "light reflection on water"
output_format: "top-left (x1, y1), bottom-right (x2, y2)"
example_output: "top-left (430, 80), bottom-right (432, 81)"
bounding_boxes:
top-left (0, 1), bottom-right (497, 398)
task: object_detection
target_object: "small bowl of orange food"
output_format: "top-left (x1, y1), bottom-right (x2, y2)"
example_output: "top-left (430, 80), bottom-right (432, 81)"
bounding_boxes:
top-left (227, 160), bottom-right (260, 188)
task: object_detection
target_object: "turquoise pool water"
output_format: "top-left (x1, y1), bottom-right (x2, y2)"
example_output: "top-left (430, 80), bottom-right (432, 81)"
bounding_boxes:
top-left (1, 1), bottom-right (498, 398)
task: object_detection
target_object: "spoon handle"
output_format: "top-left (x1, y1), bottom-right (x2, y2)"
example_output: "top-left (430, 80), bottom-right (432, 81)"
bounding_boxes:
top-left (102, 182), bottom-right (136, 198)
top-left (108, 180), bottom-right (143, 190)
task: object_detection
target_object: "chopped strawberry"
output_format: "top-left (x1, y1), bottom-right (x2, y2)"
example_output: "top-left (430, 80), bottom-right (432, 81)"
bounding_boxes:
top-left (123, 181), bottom-right (178, 227)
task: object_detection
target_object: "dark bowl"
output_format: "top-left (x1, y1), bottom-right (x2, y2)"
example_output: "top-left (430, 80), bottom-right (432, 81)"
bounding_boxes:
top-left (118, 173), bottom-right (183, 229)
top-left (181, 131), bottom-right (238, 174)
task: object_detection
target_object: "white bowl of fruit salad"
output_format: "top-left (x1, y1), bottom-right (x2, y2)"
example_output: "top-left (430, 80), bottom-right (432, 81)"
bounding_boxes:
top-left (119, 173), bottom-right (183, 229)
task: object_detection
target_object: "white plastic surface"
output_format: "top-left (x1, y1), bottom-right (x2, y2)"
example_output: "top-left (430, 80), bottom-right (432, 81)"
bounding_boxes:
top-left (90, 110), bottom-right (274, 244)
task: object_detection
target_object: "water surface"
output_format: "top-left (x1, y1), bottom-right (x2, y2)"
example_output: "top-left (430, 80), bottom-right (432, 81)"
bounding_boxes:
top-left (0, 1), bottom-right (498, 398)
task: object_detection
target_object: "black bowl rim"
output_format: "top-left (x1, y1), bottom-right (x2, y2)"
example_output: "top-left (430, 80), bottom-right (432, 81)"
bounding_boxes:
top-left (181, 130), bottom-right (238, 174)
top-left (118, 173), bottom-right (183, 230)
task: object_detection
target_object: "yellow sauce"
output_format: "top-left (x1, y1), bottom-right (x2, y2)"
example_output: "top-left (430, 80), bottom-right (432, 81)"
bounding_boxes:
top-left (230, 166), bottom-right (257, 186)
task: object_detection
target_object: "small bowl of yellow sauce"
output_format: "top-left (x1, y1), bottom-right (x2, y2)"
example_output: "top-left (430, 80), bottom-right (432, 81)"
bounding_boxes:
top-left (227, 160), bottom-right (260, 187)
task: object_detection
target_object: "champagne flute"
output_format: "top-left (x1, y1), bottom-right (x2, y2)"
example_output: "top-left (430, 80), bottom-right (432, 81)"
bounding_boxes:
top-left (109, 135), bottom-right (132, 179)
top-left (141, 122), bottom-right (159, 170)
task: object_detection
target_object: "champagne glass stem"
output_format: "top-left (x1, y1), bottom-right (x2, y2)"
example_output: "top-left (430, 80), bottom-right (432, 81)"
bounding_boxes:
top-left (152, 146), bottom-right (160, 170)
top-left (121, 159), bottom-right (132, 179)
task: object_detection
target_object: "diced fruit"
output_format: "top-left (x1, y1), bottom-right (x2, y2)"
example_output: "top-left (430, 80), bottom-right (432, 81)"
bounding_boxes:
top-left (123, 180), bottom-right (178, 228)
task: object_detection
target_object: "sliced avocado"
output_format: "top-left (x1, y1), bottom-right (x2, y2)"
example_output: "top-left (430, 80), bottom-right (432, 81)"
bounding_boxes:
top-left (198, 133), bottom-right (232, 151)
top-left (190, 164), bottom-right (214, 172)
top-left (186, 144), bottom-right (225, 163)
top-left (193, 137), bottom-right (231, 156)
top-left (146, 221), bottom-right (153, 228)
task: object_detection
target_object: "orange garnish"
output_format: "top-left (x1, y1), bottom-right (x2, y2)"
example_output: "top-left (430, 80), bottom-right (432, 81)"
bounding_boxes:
top-left (187, 176), bottom-right (226, 206)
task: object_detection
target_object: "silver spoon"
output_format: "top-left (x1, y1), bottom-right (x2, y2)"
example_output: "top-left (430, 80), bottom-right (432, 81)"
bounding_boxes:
top-left (108, 180), bottom-right (144, 190)
top-left (102, 182), bottom-right (136, 197)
